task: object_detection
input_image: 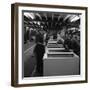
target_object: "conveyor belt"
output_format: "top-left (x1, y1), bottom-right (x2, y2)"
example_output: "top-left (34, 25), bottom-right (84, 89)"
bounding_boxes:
top-left (47, 53), bottom-right (74, 57)
top-left (49, 49), bottom-right (70, 52)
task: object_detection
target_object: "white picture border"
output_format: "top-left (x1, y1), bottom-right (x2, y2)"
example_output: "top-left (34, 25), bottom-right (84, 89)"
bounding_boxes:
top-left (18, 6), bottom-right (86, 84)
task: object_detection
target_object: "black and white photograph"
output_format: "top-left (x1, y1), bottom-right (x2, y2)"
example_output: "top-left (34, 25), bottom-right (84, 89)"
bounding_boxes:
top-left (23, 11), bottom-right (81, 77)
top-left (11, 3), bottom-right (87, 87)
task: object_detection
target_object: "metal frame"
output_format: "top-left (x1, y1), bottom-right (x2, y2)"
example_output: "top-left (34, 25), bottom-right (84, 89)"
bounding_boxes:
top-left (11, 3), bottom-right (88, 87)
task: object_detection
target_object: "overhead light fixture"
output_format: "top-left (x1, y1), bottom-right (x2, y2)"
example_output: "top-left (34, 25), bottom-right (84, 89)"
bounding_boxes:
top-left (24, 12), bottom-right (35, 19)
top-left (64, 15), bottom-right (71, 21)
top-left (36, 13), bottom-right (42, 20)
top-left (70, 15), bottom-right (80, 22)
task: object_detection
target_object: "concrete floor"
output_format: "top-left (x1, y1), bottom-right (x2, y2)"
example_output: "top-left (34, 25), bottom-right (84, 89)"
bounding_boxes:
top-left (24, 41), bottom-right (36, 77)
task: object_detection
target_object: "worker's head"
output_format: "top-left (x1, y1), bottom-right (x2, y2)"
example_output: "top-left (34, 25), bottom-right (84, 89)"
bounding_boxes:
top-left (35, 33), bottom-right (44, 44)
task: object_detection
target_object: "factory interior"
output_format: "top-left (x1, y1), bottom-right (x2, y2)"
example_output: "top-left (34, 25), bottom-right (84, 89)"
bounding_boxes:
top-left (23, 11), bottom-right (80, 77)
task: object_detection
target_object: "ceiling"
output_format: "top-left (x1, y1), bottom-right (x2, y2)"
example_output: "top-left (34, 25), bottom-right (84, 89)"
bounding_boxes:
top-left (24, 12), bottom-right (80, 31)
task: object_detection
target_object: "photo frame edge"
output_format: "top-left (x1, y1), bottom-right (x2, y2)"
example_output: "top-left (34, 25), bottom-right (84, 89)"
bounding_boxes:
top-left (11, 3), bottom-right (19, 87)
